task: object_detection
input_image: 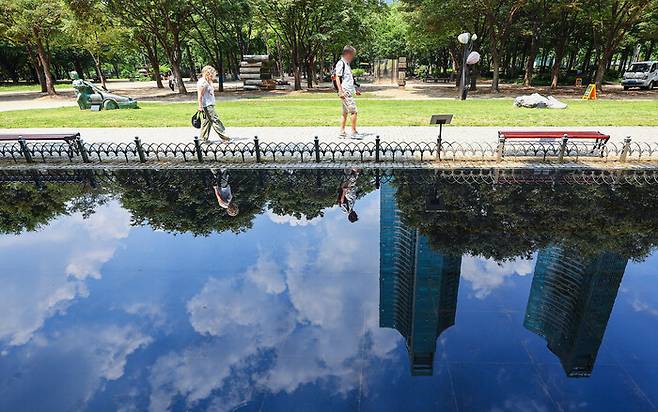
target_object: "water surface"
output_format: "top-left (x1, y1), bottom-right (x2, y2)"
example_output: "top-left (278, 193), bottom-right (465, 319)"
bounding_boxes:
top-left (1, 169), bottom-right (657, 412)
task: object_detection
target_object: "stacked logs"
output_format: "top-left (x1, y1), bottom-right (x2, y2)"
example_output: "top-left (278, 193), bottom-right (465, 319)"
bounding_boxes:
top-left (240, 55), bottom-right (274, 91)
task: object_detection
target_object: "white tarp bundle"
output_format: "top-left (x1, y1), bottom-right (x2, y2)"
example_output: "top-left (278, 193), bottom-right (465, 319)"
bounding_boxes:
top-left (514, 93), bottom-right (568, 109)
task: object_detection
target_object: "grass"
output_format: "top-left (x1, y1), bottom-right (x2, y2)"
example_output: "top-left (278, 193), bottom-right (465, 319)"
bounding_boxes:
top-left (0, 82), bottom-right (72, 93)
top-left (1, 99), bottom-right (657, 128)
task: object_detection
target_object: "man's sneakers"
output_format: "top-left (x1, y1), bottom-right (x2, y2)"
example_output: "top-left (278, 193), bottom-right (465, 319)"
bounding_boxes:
top-left (338, 130), bottom-right (363, 140)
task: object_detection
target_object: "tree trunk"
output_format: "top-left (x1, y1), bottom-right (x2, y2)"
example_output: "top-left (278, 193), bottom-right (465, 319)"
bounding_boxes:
top-left (523, 33), bottom-right (538, 86)
top-left (185, 43), bottom-right (197, 81)
top-left (92, 55), bottom-right (107, 90)
top-left (150, 45), bottom-right (164, 88)
top-left (27, 45), bottom-right (47, 92)
top-left (550, 41), bottom-right (566, 89)
top-left (292, 46), bottom-right (302, 90)
top-left (645, 41), bottom-right (655, 61)
top-left (594, 47), bottom-right (613, 91)
top-left (581, 45), bottom-right (593, 73)
top-left (306, 55), bottom-right (314, 88)
top-left (34, 39), bottom-right (56, 95)
top-left (216, 47), bottom-right (224, 92)
top-left (74, 57), bottom-right (85, 80)
top-left (491, 47), bottom-right (501, 92)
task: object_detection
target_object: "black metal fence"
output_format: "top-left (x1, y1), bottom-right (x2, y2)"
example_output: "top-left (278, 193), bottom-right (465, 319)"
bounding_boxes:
top-left (1, 135), bottom-right (658, 165)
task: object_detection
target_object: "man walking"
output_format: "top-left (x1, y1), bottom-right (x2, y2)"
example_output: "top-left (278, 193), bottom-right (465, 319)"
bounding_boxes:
top-left (197, 65), bottom-right (230, 143)
top-left (334, 46), bottom-right (361, 138)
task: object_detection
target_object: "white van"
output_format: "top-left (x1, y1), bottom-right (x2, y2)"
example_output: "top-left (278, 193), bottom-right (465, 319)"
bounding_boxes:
top-left (622, 61), bottom-right (658, 90)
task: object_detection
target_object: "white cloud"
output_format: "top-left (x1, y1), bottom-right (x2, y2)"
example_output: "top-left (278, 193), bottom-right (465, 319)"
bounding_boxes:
top-left (0, 201), bottom-right (131, 346)
top-left (460, 254), bottom-right (535, 299)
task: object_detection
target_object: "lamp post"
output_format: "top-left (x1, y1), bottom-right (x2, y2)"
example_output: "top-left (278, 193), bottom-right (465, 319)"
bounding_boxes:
top-left (457, 32), bottom-right (477, 100)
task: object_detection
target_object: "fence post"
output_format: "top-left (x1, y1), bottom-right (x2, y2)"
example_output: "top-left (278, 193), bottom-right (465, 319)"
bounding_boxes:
top-left (619, 136), bottom-right (631, 163)
top-left (193, 136), bottom-right (204, 163)
top-left (134, 136), bottom-right (146, 163)
top-left (436, 135), bottom-right (442, 161)
top-left (18, 137), bottom-right (33, 163)
top-left (495, 136), bottom-right (505, 162)
top-left (375, 135), bottom-right (381, 163)
top-left (314, 136), bottom-right (320, 163)
top-left (254, 136), bottom-right (261, 163)
top-left (558, 134), bottom-right (569, 163)
top-left (76, 136), bottom-right (90, 163)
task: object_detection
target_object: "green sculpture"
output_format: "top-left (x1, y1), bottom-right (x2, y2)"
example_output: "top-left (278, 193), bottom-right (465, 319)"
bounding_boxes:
top-left (70, 71), bottom-right (138, 111)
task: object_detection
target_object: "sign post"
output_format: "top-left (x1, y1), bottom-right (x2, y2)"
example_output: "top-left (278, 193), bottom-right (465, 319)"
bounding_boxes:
top-left (582, 84), bottom-right (597, 100)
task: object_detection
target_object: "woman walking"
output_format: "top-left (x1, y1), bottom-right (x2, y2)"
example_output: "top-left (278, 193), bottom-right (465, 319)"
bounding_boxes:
top-left (197, 65), bottom-right (230, 143)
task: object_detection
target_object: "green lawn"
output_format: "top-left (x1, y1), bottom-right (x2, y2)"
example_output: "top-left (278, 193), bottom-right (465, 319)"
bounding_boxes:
top-left (0, 82), bottom-right (72, 93)
top-left (1, 99), bottom-right (657, 128)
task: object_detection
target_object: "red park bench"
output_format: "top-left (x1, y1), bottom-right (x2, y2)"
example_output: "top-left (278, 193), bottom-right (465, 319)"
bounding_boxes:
top-left (496, 131), bottom-right (612, 160)
top-left (498, 130), bottom-right (610, 146)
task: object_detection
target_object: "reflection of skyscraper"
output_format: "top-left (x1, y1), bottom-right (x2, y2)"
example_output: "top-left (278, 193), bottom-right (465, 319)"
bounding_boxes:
top-left (379, 182), bottom-right (461, 376)
top-left (524, 245), bottom-right (627, 377)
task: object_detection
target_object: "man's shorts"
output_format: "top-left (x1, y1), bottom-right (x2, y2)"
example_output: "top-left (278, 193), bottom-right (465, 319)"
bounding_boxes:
top-left (341, 91), bottom-right (358, 114)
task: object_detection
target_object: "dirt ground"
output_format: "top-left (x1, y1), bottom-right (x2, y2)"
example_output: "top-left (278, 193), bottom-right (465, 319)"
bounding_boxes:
top-left (1, 78), bottom-right (656, 112)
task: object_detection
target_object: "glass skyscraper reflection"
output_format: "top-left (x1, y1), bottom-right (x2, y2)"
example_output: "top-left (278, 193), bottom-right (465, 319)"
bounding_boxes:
top-left (379, 182), bottom-right (461, 376)
top-left (524, 245), bottom-right (628, 377)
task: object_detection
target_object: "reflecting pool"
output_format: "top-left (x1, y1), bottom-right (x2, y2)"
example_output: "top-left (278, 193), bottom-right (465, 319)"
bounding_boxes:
top-left (1, 168), bottom-right (658, 412)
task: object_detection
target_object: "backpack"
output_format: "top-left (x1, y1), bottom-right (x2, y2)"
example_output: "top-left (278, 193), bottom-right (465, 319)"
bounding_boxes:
top-left (332, 60), bottom-right (360, 91)
top-left (331, 60), bottom-right (345, 91)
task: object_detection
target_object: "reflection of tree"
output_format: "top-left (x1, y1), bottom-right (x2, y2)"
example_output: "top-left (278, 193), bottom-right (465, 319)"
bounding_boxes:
top-left (266, 169), bottom-right (375, 220)
top-left (114, 170), bottom-right (268, 235)
top-left (393, 170), bottom-right (658, 261)
top-left (113, 169), bottom-right (378, 236)
top-left (0, 174), bottom-right (108, 235)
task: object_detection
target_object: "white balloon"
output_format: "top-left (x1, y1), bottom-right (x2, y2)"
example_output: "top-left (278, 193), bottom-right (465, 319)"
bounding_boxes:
top-left (466, 51), bottom-right (481, 65)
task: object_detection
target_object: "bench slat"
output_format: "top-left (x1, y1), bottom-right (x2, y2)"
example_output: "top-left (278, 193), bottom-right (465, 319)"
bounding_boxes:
top-left (0, 134), bottom-right (79, 142)
top-left (499, 131), bottom-right (610, 140)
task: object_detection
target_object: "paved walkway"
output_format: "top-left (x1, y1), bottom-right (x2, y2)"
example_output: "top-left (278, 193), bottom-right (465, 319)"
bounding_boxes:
top-left (1, 126), bottom-right (657, 145)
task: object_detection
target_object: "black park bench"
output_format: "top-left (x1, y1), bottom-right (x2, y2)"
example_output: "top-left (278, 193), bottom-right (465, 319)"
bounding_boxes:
top-left (0, 133), bottom-right (84, 162)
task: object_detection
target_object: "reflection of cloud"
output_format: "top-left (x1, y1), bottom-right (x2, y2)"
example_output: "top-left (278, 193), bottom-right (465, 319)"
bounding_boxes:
top-left (461, 255), bottom-right (535, 299)
top-left (0, 202), bottom-right (131, 346)
top-left (148, 194), bottom-right (399, 412)
top-left (1, 324), bottom-right (151, 412)
top-left (631, 298), bottom-right (658, 316)
top-left (266, 209), bottom-right (321, 227)
top-left (245, 250), bottom-right (287, 294)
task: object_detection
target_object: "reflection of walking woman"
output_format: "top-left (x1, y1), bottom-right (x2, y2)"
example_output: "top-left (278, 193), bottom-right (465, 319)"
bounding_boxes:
top-left (197, 66), bottom-right (230, 143)
top-left (211, 168), bottom-right (239, 217)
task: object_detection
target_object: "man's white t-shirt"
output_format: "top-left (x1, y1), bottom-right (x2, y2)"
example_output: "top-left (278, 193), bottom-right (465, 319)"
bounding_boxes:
top-left (335, 58), bottom-right (355, 93)
top-left (197, 78), bottom-right (215, 107)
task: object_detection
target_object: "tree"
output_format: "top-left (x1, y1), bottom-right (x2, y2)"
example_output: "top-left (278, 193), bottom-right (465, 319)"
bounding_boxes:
top-left (107, 0), bottom-right (192, 93)
top-left (591, 0), bottom-right (653, 91)
top-left (65, 0), bottom-right (128, 90)
top-left (0, 0), bottom-right (65, 95)
top-left (189, 0), bottom-right (253, 91)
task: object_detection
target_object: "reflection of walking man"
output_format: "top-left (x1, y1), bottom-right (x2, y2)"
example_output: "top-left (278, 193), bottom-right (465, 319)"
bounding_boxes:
top-left (335, 46), bottom-right (361, 138)
top-left (338, 168), bottom-right (359, 223)
top-left (197, 65), bottom-right (230, 143)
top-left (212, 168), bottom-right (239, 216)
